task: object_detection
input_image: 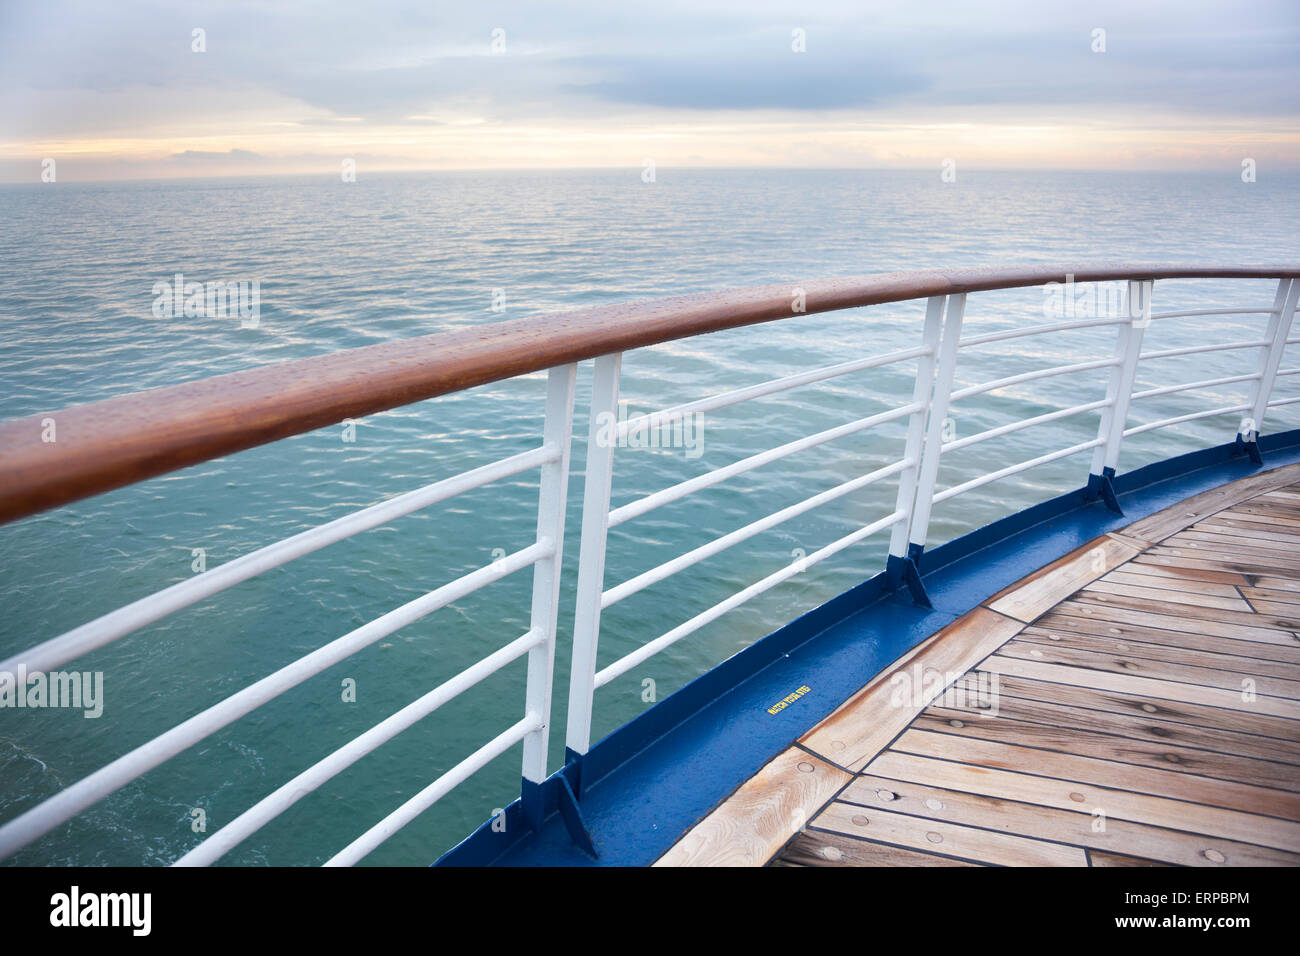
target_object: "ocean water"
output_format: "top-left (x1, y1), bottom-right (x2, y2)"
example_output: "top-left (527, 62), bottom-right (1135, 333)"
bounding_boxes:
top-left (0, 168), bottom-right (1297, 866)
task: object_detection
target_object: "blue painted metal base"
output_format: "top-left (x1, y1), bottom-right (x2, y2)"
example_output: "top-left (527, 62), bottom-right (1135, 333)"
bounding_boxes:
top-left (1084, 466), bottom-right (1124, 515)
top-left (885, 545), bottom-right (932, 608)
top-left (1234, 433), bottom-right (1264, 466)
top-left (436, 430), bottom-right (1300, 867)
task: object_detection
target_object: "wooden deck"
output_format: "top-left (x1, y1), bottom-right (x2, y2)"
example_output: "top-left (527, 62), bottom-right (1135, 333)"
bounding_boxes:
top-left (656, 464), bottom-right (1300, 867)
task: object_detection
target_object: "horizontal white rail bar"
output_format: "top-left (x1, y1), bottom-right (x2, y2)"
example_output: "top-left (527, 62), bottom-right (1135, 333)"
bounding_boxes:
top-left (1139, 340), bottom-right (1272, 361)
top-left (617, 345), bottom-right (930, 439)
top-left (942, 398), bottom-right (1111, 454)
top-left (1274, 367), bottom-right (1300, 377)
top-left (949, 357), bottom-right (1121, 403)
top-left (608, 402), bottom-right (922, 528)
top-left (323, 714), bottom-right (540, 867)
top-left (0, 443), bottom-right (558, 678)
top-left (959, 315), bottom-right (1127, 348)
top-left (174, 627), bottom-right (545, 866)
top-left (602, 457), bottom-right (912, 610)
top-left (1268, 396), bottom-right (1300, 408)
top-left (1149, 308), bottom-right (1275, 321)
top-left (932, 437), bottom-right (1104, 505)
top-left (594, 509), bottom-right (906, 688)
top-left (0, 540), bottom-right (549, 862)
top-left (1123, 404), bottom-right (1251, 438)
top-left (1129, 372), bottom-right (1261, 401)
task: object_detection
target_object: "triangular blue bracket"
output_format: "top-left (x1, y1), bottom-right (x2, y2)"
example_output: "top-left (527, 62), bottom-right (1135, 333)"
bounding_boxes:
top-left (1234, 434), bottom-right (1264, 466)
top-left (1084, 468), bottom-right (1124, 516)
top-left (886, 545), bottom-right (932, 609)
top-left (521, 763), bottom-right (598, 859)
top-left (556, 776), bottom-right (598, 859)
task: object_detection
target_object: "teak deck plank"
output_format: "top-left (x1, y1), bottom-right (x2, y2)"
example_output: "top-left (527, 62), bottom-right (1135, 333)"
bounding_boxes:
top-left (995, 638), bottom-right (1300, 699)
top-left (981, 655), bottom-right (1300, 719)
top-left (841, 772), bottom-right (1300, 866)
top-left (890, 728), bottom-right (1300, 819)
top-left (778, 829), bottom-right (981, 867)
top-left (1067, 589), bottom-right (1300, 633)
top-left (985, 535), bottom-right (1138, 623)
top-left (1027, 613), bottom-right (1300, 665)
top-left (911, 711), bottom-right (1300, 791)
top-left (1108, 559), bottom-right (1252, 587)
top-left (1082, 578), bottom-right (1255, 613)
top-left (658, 466), bottom-right (1300, 867)
top-left (652, 747), bottom-right (850, 867)
top-left (811, 800), bottom-right (1087, 866)
top-left (977, 672), bottom-right (1300, 742)
top-left (1016, 624), bottom-right (1300, 675)
top-left (1048, 598), bottom-right (1299, 646)
top-left (861, 751), bottom-right (1300, 851)
top-left (1099, 568), bottom-right (1248, 599)
top-left (925, 698), bottom-right (1300, 766)
top-left (798, 607), bottom-right (1024, 772)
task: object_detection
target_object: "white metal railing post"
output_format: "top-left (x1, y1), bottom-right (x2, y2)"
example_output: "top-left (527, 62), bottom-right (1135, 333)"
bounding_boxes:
top-left (905, 293), bottom-right (966, 560)
top-left (520, 363), bottom-right (578, 822)
top-left (1240, 278), bottom-right (1299, 451)
top-left (888, 295), bottom-right (946, 563)
top-left (1087, 279), bottom-right (1151, 505)
top-left (564, 352), bottom-right (622, 770)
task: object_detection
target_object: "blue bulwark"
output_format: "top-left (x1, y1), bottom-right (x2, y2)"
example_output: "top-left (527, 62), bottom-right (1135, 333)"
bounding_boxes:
top-left (435, 430), bottom-right (1300, 867)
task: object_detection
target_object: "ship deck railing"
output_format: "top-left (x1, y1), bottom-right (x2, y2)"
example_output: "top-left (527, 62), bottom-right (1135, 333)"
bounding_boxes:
top-left (0, 263), bottom-right (1297, 865)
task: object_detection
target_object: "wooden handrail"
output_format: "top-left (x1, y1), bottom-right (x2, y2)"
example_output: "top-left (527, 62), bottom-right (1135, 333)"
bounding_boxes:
top-left (1, 263), bottom-right (1297, 525)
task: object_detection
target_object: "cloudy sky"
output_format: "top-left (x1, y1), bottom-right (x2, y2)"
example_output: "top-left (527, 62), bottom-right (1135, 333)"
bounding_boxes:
top-left (0, 0), bottom-right (1296, 180)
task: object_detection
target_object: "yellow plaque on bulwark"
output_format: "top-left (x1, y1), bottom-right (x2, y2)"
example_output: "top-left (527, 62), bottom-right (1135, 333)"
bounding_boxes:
top-left (767, 685), bottom-right (811, 715)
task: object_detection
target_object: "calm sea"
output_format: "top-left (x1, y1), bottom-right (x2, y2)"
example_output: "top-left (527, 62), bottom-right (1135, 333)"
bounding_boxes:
top-left (0, 168), bottom-right (1296, 865)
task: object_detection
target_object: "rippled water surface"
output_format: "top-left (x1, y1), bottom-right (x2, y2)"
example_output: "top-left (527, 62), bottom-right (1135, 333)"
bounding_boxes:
top-left (0, 169), bottom-right (1297, 865)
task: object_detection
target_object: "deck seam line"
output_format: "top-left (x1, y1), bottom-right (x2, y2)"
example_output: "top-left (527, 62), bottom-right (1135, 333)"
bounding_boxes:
top-left (828, 789), bottom-right (1295, 864)
top-left (1038, 604), bottom-right (1300, 650)
top-left (803, 823), bottom-right (1011, 867)
top-left (894, 723), bottom-right (1300, 795)
top-left (993, 641), bottom-right (1300, 697)
top-left (966, 676), bottom-right (1300, 745)
top-left (853, 762), bottom-right (1300, 853)
top-left (982, 653), bottom-right (1300, 712)
top-left (869, 746), bottom-right (1300, 829)
top-left (1012, 626), bottom-right (1300, 667)
top-left (918, 705), bottom-right (1300, 772)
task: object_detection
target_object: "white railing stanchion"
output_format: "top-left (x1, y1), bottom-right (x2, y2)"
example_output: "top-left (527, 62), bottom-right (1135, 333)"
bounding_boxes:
top-left (1086, 279), bottom-right (1151, 509)
top-left (520, 364), bottom-right (579, 826)
top-left (888, 297), bottom-right (945, 558)
top-left (903, 293), bottom-right (966, 584)
top-left (564, 352), bottom-right (622, 769)
top-left (1240, 278), bottom-right (1300, 457)
top-left (887, 295), bottom-right (946, 601)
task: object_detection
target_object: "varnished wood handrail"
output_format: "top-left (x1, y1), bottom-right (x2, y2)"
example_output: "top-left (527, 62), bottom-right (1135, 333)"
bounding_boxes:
top-left (1, 263), bottom-right (1297, 525)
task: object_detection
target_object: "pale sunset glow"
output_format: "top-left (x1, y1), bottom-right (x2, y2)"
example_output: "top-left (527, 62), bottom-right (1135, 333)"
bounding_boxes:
top-left (1, 0), bottom-right (1296, 180)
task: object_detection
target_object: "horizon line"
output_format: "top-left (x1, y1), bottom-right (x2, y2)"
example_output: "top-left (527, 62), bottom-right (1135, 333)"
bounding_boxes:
top-left (3, 163), bottom-right (1297, 186)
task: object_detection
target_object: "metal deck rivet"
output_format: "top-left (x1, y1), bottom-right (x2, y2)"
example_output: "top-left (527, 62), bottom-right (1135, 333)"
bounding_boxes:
top-left (1141, 703), bottom-right (1158, 713)
top-left (949, 719), bottom-right (965, 728)
top-left (877, 789), bottom-right (896, 801)
top-left (925, 798), bottom-right (945, 811)
top-left (925, 831), bottom-right (943, 844)
top-left (1069, 792), bottom-right (1086, 802)
top-left (1203, 849), bottom-right (1226, 863)
top-left (796, 761), bottom-right (814, 774)
top-left (821, 846), bottom-right (843, 861)
top-left (851, 815), bottom-right (870, 827)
